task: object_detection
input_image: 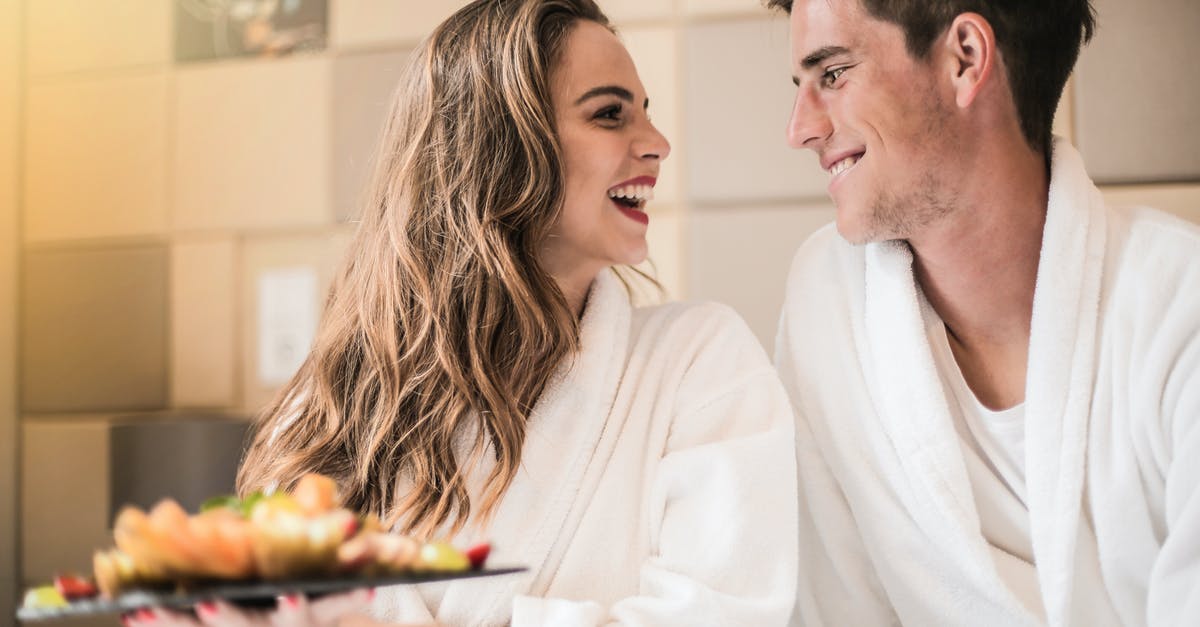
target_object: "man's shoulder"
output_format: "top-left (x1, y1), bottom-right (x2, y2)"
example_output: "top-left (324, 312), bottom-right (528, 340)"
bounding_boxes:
top-left (1111, 204), bottom-right (1200, 259)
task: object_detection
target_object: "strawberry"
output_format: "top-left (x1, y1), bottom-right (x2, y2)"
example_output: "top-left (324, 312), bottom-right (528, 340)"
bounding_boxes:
top-left (53, 573), bottom-right (98, 600)
top-left (465, 542), bottom-right (491, 570)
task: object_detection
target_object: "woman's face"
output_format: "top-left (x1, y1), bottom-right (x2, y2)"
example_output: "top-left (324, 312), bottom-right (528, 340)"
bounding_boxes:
top-left (542, 20), bottom-right (671, 286)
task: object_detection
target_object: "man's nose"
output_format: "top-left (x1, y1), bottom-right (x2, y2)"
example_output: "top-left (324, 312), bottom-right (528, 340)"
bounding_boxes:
top-left (787, 88), bottom-right (832, 150)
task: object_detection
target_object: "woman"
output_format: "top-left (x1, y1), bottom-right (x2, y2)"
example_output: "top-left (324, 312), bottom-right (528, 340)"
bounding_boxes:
top-left (133, 0), bottom-right (797, 625)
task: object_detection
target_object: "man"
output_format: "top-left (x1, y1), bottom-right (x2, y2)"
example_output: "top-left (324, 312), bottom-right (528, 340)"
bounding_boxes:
top-left (769, 0), bottom-right (1200, 625)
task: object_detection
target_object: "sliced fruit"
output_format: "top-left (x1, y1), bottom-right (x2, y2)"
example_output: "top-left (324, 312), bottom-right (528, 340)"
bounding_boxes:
top-left (415, 542), bottom-right (469, 572)
top-left (53, 573), bottom-right (97, 600)
top-left (22, 585), bottom-right (67, 610)
top-left (199, 495), bottom-right (241, 514)
top-left (465, 542), bottom-right (491, 570)
top-left (292, 473), bottom-right (339, 516)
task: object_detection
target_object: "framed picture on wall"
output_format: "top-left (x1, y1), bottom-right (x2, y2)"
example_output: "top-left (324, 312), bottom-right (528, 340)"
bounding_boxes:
top-left (175, 0), bottom-right (327, 63)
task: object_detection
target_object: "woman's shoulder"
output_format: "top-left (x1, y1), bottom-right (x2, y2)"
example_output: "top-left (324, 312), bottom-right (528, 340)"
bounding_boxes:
top-left (630, 299), bottom-right (771, 374)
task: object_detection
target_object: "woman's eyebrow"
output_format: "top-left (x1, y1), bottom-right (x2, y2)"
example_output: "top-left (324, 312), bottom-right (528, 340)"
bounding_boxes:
top-left (574, 85), bottom-right (634, 105)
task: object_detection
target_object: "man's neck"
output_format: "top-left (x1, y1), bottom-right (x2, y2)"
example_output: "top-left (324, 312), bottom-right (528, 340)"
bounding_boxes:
top-left (911, 140), bottom-right (1049, 410)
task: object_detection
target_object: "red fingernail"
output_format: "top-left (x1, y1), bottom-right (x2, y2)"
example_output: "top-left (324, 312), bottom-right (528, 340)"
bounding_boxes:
top-left (366, 588), bottom-right (376, 601)
top-left (197, 601), bottom-right (218, 616)
top-left (136, 609), bottom-right (155, 621)
top-left (281, 594), bottom-right (300, 609)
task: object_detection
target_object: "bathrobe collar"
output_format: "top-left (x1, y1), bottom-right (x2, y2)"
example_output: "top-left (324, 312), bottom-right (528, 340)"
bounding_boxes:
top-left (860, 138), bottom-right (1107, 625)
top-left (436, 268), bottom-right (632, 623)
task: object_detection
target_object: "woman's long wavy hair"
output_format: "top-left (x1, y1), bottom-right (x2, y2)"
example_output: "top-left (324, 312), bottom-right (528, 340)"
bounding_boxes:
top-left (237, 0), bottom-right (612, 538)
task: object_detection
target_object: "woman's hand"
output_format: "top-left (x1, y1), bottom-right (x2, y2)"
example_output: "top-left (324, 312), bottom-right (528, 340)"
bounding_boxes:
top-left (122, 589), bottom-right (374, 627)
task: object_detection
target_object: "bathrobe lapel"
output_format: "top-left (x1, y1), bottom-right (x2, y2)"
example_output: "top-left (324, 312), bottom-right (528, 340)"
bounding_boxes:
top-left (1024, 140), bottom-right (1107, 626)
top-left (862, 240), bottom-right (1022, 611)
top-left (435, 269), bottom-right (631, 625)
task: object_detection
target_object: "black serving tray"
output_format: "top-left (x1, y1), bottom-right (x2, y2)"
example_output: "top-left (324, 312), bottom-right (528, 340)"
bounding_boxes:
top-left (18, 567), bottom-right (526, 622)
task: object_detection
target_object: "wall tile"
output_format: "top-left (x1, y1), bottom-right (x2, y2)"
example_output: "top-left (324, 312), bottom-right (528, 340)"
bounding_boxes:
top-left (688, 203), bottom-right (835, 348)
top-left (1075, 0), bottom-right (1200, 183)
top-left (173, 56), bottom-right (332, 232)
top-left (239, 232), bottom-right (351, 412)
top-left (333, 49), bottom-right (411, 222)
top-left (621, 26), bottom-right (683, 206)
top-left (24, 73), bottom-right (169, 242)
top-left (171, 238), bottom-right (238, 408)
top-left (682, 0), bottom-right (765, 18)
top-left (22, 245), bottom-right (169, 412)
top-left (640, 206), bottom-right (686, 300)
top-left (331, 0), bottom-right (468, 50)
top-left (1053, 78), bottom-right (1074, 145)
top-left (22, 419), bottom-right (111, 583)
top-left (685, 16), bottom-right (825, 205)
top-left (1100, 184), bottom-right (1200, 226)
top-left (26, 0), bottom-right (170, 77)
top-left (603, 0), bottom-right (675, 23)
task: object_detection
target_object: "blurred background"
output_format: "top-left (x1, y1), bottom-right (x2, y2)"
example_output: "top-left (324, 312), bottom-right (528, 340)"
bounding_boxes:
top-left (1, 0), bottom-right (1198, 624)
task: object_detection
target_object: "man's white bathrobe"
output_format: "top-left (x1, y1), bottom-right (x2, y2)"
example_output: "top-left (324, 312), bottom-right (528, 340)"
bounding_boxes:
top-left (371, 270), bottom-right (798, 626)
top-left (776, 139), bottom-right (1200, 627)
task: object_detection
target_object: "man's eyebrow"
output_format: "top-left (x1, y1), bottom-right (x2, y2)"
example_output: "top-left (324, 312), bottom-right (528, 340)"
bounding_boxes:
top-left (800, 45), bottom-right (851, 70)
top-left (574, 85), bottom-right (635, 105)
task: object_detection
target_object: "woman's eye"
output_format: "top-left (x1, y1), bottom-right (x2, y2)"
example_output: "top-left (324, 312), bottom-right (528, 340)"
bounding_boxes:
top-left (594, 105), bottom-right (623, 123)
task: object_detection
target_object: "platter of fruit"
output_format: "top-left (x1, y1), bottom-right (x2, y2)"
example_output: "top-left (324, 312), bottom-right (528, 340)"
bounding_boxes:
top-left (18, 474), bottom-right (522, 622)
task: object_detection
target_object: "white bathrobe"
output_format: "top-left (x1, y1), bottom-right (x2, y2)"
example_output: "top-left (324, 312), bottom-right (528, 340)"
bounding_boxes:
top-left (776, 139), bottom-right (1200, 627)
top-left (371, 269), bottom-right (798, 626)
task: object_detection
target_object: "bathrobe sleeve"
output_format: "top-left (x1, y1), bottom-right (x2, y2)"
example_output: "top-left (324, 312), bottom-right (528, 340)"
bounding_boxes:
top-left (511, 305), bottom-right (799, 626)
top-left (1146, 337), bottom-right (1200, 626)
top-left (775, 308), bottom-right (898, 627)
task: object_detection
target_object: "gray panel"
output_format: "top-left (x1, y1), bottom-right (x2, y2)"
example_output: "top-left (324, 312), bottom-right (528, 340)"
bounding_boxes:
top-left (688, 204), bottom-right (835, 348)
top-left (109, 416), bottom-right (250, 515)
top-left (1075, 0), bottom-right (1200, 183)
top-left (22, 245), bottom-right (168, 412)
top-left (332, 49), bottom-right (411, 222)
top-left (22, 421), bottom-right (111, 584)
top-left (685, 16), bottom-right (826, 205)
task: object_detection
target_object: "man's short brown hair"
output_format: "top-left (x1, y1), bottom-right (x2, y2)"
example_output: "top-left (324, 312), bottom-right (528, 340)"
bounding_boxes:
top-left (767, 0), bottom-right (1096, 155)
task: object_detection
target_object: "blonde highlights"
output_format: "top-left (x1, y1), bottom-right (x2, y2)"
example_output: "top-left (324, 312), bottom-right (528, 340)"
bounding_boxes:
top-left (237, 0), bottom-right (611, 538)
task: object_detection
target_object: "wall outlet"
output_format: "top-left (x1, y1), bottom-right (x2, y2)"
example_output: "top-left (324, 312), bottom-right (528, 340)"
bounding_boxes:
top-left (256, 267), bottom-right (318, 386)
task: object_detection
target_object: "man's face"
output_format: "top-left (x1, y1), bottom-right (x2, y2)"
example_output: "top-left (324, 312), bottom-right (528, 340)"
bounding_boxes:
top-left (786, 0), bottom-right (962, 244)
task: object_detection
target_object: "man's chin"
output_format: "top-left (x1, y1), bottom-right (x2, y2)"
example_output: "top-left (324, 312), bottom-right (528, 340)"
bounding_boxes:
top-left (834, 214), bottom-right (877, 246)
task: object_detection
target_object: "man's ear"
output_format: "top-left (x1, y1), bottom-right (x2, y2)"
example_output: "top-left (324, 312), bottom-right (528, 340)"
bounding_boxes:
top-left (943, 13), bottom-right (996, 109)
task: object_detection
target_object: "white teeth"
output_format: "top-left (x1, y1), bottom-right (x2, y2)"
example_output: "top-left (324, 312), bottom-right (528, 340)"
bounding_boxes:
top-left (607, 184), bottom-right (655, 202)
top-left (829, 155), bottom-right (858, 177)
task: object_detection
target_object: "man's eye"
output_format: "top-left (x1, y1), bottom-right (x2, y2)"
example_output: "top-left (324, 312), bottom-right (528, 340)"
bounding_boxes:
top-left (821, 67), bottom-right (848, 87)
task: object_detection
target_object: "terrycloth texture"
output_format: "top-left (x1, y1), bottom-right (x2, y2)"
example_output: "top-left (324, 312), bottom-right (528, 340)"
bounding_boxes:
top-left (371, 269), bottom-right (799, 626)
top-left (776, 138), bottom-right (1200, 627)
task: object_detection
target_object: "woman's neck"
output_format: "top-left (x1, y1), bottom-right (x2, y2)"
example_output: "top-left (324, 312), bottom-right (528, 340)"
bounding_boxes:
top-left (551, 265), bottom-right (602, 319)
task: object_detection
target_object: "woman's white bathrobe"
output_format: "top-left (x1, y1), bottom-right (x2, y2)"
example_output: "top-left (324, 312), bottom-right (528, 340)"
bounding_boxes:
top-left (776, 139), bottom-right (1200, 627)
top-left (371, 270), bottom-right (798, 626)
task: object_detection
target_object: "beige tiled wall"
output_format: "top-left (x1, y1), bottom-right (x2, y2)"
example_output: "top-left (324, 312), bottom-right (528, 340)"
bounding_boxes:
top-left (173, 56), bottom-right (333, 232)
top-left (25, 0), bottom-right (170, 77)
top-left (21, 420), bottom-right (113, 583)
top-left (688, 203), bottom-right (835, 348)
top-left (24, 73), bottom-right (170, 242)
top-left (171, 237), bottom-right (239, 408)
top-left (22, 244), bottom-right (169, 412)
top-left (1074, 0), bottom-right (1200, 183)
top-left (332, 49), bottom-right (412, 221)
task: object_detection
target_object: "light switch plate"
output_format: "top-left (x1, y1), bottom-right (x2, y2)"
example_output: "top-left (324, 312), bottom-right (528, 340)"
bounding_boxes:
top-left (256, 267), bottom-right (318, 386)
